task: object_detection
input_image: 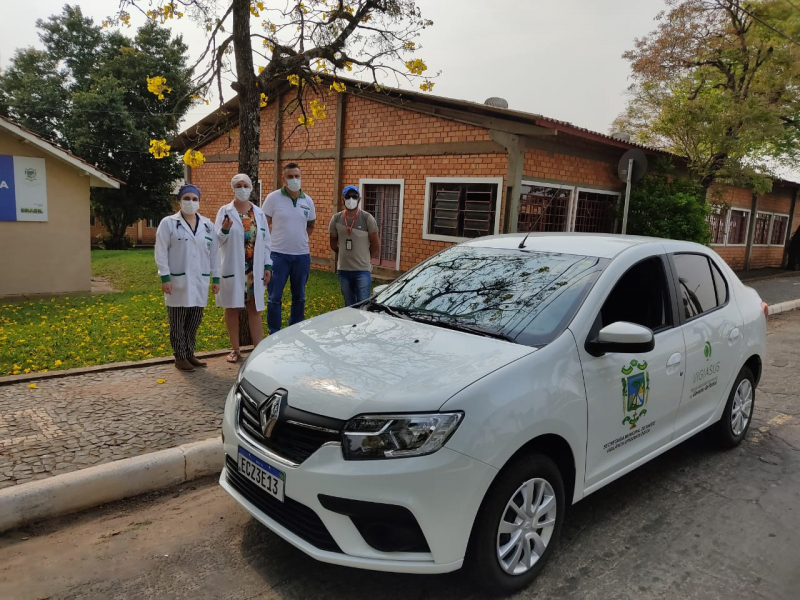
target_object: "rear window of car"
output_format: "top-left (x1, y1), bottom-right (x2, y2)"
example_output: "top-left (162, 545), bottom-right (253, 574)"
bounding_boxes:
top-left (673, 253), bottom-right (727, 319)
top-left (374, 245), bottom-right (608, 346)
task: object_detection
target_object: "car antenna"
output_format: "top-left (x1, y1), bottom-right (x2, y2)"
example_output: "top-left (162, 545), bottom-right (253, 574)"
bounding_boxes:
top-left (518, 181), bottom-right (574, 249)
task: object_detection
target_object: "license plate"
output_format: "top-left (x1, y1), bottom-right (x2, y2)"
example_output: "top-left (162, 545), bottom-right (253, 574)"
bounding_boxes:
top-left (237, 446), bottom-right (285, 502)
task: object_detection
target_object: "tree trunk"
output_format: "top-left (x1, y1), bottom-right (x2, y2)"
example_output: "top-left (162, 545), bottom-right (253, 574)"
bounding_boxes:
top-left (232, 0), bottom-right (261, 348)
top-left (232, 0), bottom-right (260, 195)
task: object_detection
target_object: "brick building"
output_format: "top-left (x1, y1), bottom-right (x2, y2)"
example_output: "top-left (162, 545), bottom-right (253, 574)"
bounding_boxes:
top-left (166, 80), bottom-right (799, 276)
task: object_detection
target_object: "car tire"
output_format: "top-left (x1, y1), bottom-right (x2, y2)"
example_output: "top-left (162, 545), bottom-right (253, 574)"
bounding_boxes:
top-left (466, 453), bottom-right (565, 596)
top-left (713, 366), bottom-right (755, 448)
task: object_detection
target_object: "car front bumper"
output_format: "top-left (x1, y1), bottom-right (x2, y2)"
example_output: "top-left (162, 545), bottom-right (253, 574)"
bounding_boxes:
top-left (219, 387), bottom-right (498, 574)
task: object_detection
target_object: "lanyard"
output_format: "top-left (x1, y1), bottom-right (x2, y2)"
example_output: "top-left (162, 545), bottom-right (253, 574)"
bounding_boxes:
top-left (343, 209), bottom-right (359, 237)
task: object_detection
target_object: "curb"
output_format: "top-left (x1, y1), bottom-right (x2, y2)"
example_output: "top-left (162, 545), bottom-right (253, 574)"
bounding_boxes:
top-left (0, 438), bottom-right (222, 534)
top-left (767, 299), bottom-right (800, 316)
top-left (0, 347), bottom-right (253, 387)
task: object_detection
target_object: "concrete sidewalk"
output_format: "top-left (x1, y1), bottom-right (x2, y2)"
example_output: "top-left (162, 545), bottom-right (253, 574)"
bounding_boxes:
top-left (0, 356), bottom-right (238, 489)
top-left (747, 272), bottom-right (800, 305)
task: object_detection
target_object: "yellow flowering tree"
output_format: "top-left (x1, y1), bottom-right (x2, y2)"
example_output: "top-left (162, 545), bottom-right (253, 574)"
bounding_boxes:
top-left (106, 0), bottom-right (437, 185)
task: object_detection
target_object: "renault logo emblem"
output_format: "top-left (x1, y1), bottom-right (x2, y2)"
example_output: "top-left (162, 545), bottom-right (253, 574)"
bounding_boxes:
top-left (260, 394), bottom-right (281, 438)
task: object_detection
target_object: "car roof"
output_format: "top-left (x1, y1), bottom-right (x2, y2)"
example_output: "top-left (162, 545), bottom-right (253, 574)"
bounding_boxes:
top-left (462, 233), bottom-right (668, 259)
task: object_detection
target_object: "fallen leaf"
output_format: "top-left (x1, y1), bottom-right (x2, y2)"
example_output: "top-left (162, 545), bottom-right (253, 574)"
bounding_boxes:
top-left (110, 530), bottom-right (121, 536)
top-left (156, 379), bottom-right (166, 384)
top-left (28, 383), bottom-right (38, 389)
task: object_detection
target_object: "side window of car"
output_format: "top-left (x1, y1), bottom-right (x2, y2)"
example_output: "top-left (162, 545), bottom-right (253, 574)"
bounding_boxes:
top-left (710, 260), bottom-right (729, 306)
top-left (599, 256), bottom-right (672, 332)
top-left (672, 254), bottom-right (722, 319)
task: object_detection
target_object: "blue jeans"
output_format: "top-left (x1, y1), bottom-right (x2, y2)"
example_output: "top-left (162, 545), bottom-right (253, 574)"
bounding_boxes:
top-left (338, 270), bottom-right (372, 307)
top-left (267, 252), bottom-right (311, 333)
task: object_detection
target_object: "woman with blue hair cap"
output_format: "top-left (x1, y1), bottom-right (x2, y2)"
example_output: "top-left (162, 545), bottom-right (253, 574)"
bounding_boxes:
top-left (154, 183), bottom-right (220, 372)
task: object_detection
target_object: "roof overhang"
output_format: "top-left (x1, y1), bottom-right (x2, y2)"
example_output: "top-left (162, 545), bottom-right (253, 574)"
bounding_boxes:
top-left (0, 117), bottom-right (121, 189)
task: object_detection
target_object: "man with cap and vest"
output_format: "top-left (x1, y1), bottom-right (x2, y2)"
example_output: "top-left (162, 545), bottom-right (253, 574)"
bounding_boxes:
top-left (263, 162), bottom-right (316, 333)
top-left (329, 185), bottom-right (380, 306)
top-left (154, 183), bottom-right (220, 372)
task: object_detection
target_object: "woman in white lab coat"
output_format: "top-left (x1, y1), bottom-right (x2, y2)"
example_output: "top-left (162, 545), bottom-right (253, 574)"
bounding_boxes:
top-left (215, 173), bottom-right (272, 363)
top-left (154, 184), bottom-right (220, 372)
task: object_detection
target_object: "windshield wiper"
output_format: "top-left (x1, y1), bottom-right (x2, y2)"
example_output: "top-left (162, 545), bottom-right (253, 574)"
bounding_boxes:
top-left (365, 300), bottom-right (412, 321)
top-left (405, 312), bottom-right (517, 343)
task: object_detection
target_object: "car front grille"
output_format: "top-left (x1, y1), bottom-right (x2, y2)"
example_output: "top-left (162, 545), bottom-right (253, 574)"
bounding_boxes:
top-left (237, 379), bottom-right (345, 464)
top-left (225, 457), bottom-right (341, 553)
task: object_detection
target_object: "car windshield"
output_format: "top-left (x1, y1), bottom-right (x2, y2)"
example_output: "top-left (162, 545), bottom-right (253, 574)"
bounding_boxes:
top-left (370, 245), bottom-right (608, 346)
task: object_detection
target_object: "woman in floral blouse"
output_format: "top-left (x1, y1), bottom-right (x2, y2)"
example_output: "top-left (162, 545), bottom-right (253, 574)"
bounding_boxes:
top-left (215, 174), bottom-right (272, 362)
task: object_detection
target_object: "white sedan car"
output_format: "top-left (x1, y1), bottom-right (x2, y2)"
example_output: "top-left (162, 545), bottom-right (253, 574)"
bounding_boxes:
top-left (220, 233), bottom-right (767, 594)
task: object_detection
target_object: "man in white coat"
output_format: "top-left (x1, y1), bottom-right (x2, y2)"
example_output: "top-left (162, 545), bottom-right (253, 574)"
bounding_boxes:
top-left (155, 184), bottom-right (220, 372)
top-left (215, 173), bottom-right (272, 363)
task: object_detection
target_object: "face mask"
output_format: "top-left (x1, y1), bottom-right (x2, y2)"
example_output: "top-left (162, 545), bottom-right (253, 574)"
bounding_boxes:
top-left (233, 187), bottom-right (251, 202)
top-left (286, 178), bottom-right (302, 192)
top-left (181, 199), bottom-right (200, 215)
top-left (344, 198), bottom-right (359, 210)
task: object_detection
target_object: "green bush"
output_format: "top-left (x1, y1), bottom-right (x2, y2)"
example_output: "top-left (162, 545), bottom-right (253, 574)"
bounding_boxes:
top-left (97, 234), bottom-right (134, 250)
top-left (622, 167), bottom-right (711, 245)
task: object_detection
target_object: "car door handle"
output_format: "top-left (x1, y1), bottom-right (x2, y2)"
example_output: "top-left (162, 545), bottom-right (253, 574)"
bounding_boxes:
top-left (729, 328), bottom-right (741, 342)
top-left (667, 353), bottom-right (682, 367)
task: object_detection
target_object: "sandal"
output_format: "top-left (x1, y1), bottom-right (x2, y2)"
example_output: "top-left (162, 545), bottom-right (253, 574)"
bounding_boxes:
top-left (226, 350), bottom-right (241, 363)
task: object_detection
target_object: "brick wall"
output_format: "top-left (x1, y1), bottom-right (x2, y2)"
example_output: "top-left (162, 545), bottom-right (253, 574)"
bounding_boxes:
top-left (523, 147), bottom-right (621, 190)
top-left (344, 94), bottom-right (491, 147)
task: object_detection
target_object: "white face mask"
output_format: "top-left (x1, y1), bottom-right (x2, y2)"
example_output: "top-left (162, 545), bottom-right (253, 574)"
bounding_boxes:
top-left (344, 198), bottom-right (359, 210)
top-left (286, 178), bottom-right (302, 192)
top-left (233, 187), bottom-right (251, 202)
top-left (180, 199), bottom-right (200, 215)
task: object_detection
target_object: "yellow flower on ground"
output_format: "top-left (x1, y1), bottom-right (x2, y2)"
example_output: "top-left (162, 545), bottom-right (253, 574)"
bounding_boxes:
top-left (330, 80), bottom-right (346, 93)
top-left (54, 360), bottom-right (62, 367)
top-left (149, 139), bottom-right (171, 159)
top-left (260, 93), bottom-right (269, 108)
top-left (287, 74), bottom-right (300, 86)
top-left (157, 379), bottom-right (166, 384)
top-left (404, 59), bottom-right (428, 75)
top-left (146, 76), bottom-right (172, 100)
top-left (183, 149), bottom-right (206, 168)
top-left (28, 383), bottom-right (38, 389)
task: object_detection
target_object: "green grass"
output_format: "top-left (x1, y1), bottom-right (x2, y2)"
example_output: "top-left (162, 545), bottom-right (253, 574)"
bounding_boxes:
top-left (0, 249), bottom-right (345, 375)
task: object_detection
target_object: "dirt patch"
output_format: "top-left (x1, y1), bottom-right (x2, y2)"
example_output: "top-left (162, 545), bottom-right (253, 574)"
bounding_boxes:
top-left (91, 277), bottom-right (119, 294)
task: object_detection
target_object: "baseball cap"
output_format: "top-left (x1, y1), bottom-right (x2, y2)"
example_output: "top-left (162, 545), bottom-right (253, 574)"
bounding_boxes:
top-left (342, 185), bottom-right (360, 197)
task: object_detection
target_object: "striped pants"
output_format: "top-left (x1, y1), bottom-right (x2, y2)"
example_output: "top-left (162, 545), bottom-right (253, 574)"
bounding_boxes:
top-left (167, 307), bottom-right (204, 360)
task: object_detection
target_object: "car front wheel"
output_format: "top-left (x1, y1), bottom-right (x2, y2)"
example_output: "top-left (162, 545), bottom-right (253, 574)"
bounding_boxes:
top-left (466, 453), bottom-right (565, 595)
top-left (713, 366), bottom-right (755, 448)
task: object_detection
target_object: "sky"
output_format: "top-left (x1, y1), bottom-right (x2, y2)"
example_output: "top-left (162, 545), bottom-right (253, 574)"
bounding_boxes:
top-left (0, 0), bottom-right (669, 135)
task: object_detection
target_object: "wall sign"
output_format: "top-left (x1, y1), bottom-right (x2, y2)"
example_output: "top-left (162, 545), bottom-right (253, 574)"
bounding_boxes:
top-left (0, 155), bottom-right (48, 222)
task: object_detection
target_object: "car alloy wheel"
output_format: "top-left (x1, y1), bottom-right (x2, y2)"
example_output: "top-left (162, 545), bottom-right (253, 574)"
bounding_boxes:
top-left (730, 378), bottom-right (753, 436)
top-left (496, 477), bottom-right (557, 576)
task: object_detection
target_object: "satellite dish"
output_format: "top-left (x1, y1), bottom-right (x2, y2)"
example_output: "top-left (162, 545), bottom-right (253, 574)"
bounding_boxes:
top-left (618, 149), bottom-right (648, 183)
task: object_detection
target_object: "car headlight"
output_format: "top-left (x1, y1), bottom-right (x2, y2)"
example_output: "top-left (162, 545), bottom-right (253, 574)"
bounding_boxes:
top-left (342, 413), bottom-right (463, 460)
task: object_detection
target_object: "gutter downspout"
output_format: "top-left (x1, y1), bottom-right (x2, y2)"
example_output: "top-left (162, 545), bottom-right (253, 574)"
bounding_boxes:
top-left (744, 192), bottom-right (759, 271)
top-left (782, 188), bottom-right (799, 268)
top-left (489, 130), bottom-right (525, 233)
top-left (331, 92), bottom-right (346, 272)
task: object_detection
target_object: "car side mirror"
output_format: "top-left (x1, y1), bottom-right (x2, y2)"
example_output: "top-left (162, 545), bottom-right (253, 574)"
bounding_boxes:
top-left (372, 284), bottom-right (388, 295)
top-left (586, 321), bottom-right (655, 357)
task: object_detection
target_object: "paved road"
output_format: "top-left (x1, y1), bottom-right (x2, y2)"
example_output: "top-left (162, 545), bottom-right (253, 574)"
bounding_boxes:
top-left (0, 357), bottom-right (236, 488)
top-left (748, 274), bottom-right (800, 305)
top-left (1, 314), bottom-right (799, 599)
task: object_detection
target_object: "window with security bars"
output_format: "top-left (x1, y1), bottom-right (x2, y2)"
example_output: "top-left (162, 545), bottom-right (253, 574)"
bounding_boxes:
top-left (428, 182), bottom-right (497, 238)
top-left (574, 191), bottom-right (619, 233)
top-left (517, 185), bottom-right (571, 232)
top-left (753, 212), bottom-right (772, 245)
top-left (727, 210), bottom-right (749, 244)
top-left (706, 209), bottom-right (727, 244)
top-left (770, 215), bottom-right (789, 246)
top-left (147, 217), bottom-right (157, 228)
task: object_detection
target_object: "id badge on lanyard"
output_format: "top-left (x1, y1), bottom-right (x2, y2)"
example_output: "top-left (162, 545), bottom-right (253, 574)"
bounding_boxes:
top-left (343, 210), bottom-right (358, 252)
